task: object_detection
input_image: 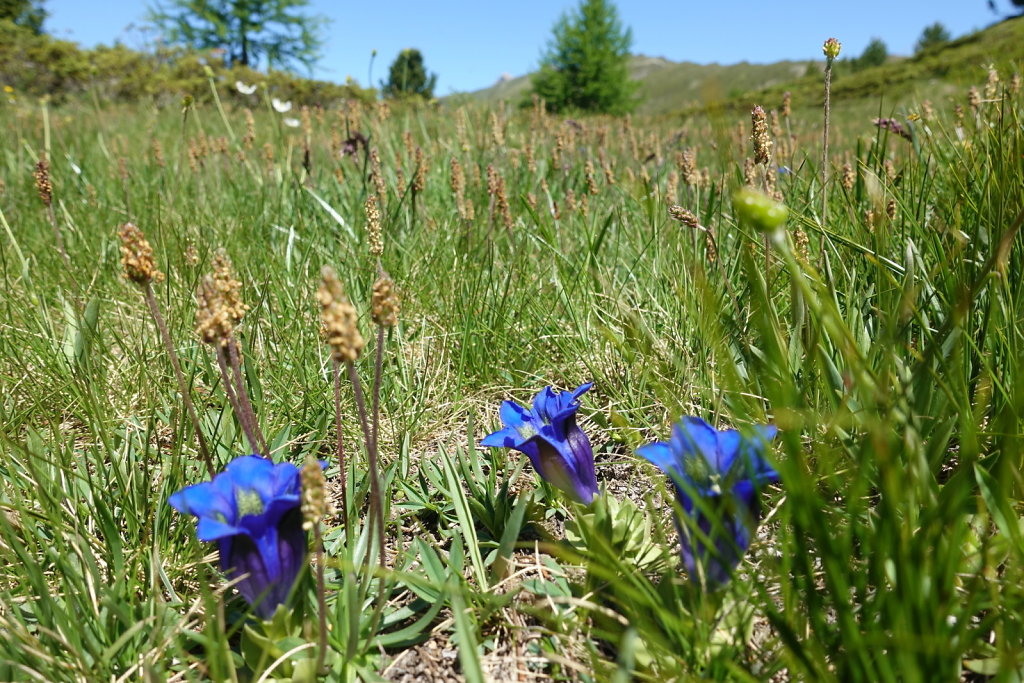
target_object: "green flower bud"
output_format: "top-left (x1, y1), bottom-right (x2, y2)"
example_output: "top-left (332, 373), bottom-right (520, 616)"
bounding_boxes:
top-left (733, 187), bottom-right (789, 232)
top-left (823, 37), bottom-right (842, 60)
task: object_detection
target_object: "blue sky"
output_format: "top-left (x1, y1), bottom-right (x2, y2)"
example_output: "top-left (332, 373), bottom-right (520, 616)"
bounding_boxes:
top-left (46, 1), bottom-right (1008, 94)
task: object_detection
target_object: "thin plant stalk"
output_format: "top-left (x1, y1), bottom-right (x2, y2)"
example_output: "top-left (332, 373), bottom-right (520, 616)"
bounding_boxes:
top-left (215, 343), bottom-right (259, 456)
top-left (371, 325), bottom-right (385, 461)
top-left (821, 52), bottom-right (836, 255)
top-left (313, 524), bottom-right (329, 676)
top-left (226, 338), bottom-right (269, 457)
top-left (46, 202), bottom-right (71, 270)
top-left (333, 359), bottom-right (349, 531)
top-left (143, 283), bottom-right (215, 477)
top-left (345, 362), bottom-right (385, 569)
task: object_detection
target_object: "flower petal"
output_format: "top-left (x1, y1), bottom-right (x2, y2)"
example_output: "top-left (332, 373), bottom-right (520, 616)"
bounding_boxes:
top-left (637, 441), bottom-right (677, 476)
top-left (169, 480), bottom-right (234, 522)
top-left (565, 422), bottom-right (598, 503)
top-left (481, 425), bottom-right (524, 449)
top-left (499, 399), bottom-right (534, 434)
top-left (223, 455), bottom-right (278, 503)
top-left (672, 416), bottom-right (720, 469)
top-left (196, 516), bottom-right (245, 542)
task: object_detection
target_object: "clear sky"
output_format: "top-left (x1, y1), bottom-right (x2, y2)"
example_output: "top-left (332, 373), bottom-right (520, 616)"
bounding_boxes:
top-left (45, 0), bottom-right (1010, 94)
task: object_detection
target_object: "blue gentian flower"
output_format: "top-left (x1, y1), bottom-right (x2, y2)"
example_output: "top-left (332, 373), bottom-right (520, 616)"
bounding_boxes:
top-left (481, 383), bottom-right (599, 504)
top-left (169, 455), bottom-right (307, 618)
top-left (638, 417), bottom-right (779, 587)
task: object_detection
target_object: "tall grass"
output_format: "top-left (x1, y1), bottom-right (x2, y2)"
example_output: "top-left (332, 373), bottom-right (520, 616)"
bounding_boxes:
top-left (0, 65), bottom-right (1022, 681)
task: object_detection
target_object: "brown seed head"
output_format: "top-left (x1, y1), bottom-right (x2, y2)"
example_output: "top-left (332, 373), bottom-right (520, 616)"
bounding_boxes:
top-left (967, 86), bottom-right (980, 112)
top-left (184, 243), bottom-right (200, 266)
top-left (243, 108), bottom-right (256, 149)
top-left (743, 158), bottom-right (756, 187)
top-left (196, 276), bottom-right (234, 345)
top-left (841, 162), bottom-right (855, 191)
top-left (665, 171), bottom-right (678, 206)
top-left (751, 105), bottom-right (773, 166)
top-left (211, 250), bottom-right (248, 328)
top-left (585, 159), bottom-right (598, 195)
top-left (793, 228), bottom-right (810, 263)
top-left (151, 138), bottom-right (166, 167)
top-left (413, 146), bottom-right (426, 193)
top-left (118, 222), bottom-right (164, 285)
top-left (370, 147), bottom-right (386, 206)
top-left (490, 111), bottom-right (505, 147)
top-left (883, 159), bottom-right (897, 183)
top-left (34, 158), bottom-right (52, 206)
top-left (668, 205), bottom-right (700, 229)
top-left (678, 147), bottom-right (698, 186)
top-left (301, 453), bottom-right (332, 530)
top-left (985, 65), bottom-right (1000, 100)
top-left (781, 91), bottom-right (792, 118)
top-left (371, 272), bottom-right (400, 327)
top-left (318, 266), bottom-right (364, 363)
top-left (366, 195), bottom-right (383, 257)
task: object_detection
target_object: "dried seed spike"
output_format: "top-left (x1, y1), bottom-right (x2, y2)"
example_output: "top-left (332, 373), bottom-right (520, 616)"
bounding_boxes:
top-left (301, 453), bottom-right (332, 530)
top-left (196, 275), bottom-right (231, 345)
top-left (118, 222), bottom-right (164, 285)
top-left (319, 266), bottom-right (364, 363)
top-left (751, 105), bottom-right (773, 166)
top-left (211, 249), bottom-right (248, 327)
top-left (34, 158), bottom-right (52, 206)
top-left (371, 272), bottom-right (400, 328)
top-left (668, 205), bottom-right (700, 229)
top-left (366, 195), bottom-right (383, 257)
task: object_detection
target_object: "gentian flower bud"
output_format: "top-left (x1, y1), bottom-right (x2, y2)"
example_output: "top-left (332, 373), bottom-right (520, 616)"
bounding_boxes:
top-left (638, 417), bottom-right (779, 587)
top-left (169, 455), bottom-right (311, 618)
top-left (482, 383), bottom-right (599, 504)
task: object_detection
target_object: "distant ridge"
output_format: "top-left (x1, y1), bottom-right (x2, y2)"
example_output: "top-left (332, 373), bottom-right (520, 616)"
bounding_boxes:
top-left (464, 17), bottom-right (1024, 116)
top-left (465, 54), bottom-right (810, 115)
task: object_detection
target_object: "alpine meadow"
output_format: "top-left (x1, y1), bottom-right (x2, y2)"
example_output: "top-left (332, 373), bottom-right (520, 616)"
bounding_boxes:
top-left (2, 2), bottom-right (1024, 681)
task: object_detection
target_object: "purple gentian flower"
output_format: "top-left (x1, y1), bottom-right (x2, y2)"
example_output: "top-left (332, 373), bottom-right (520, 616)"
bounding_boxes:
top-left (638, 417), bottom-right (779, 587)
top-left (169, 455), bottom-right (307, 618)
top-left (481, 383), bottom-right (599, 504)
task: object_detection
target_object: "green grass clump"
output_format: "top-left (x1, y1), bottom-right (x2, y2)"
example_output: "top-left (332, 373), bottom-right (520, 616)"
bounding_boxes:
top-left (0, 59), bottom-right (1022, 682)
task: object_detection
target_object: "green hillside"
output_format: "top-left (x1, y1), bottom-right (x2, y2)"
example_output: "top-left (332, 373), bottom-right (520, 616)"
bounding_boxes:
top-left (710, 14), bottom-right (1024, 114)
top-left (468, 16), bottom-right (1024, 116)
top-left (467, 54), bottom-right (809, 114)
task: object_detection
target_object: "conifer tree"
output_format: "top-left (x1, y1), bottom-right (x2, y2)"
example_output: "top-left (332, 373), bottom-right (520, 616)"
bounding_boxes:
top-left (528, 0), bottom-right (639, 115)
top-left (150, 0), bottom-right (324, 71)
top-left (0, 0), bottom-right (46, 34)
top-left (382, 49), bottom-right (437, 99)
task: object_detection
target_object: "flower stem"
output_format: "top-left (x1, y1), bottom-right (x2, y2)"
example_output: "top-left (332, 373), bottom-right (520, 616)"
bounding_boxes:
top-left (215, 343), bottom-right (258, 456)
top-left (144, 283), bottom-right (215, 477)
top-left (332, 358), bottom-right (348, 532)
top-left (226, 338), bottom-right (268, 457)
top-left (313, 523), bottom-right (329, 676)
top-left (821, 56), bottom-right (834, 258)
top-left (372, 325), bottom-right (384, 465)
top-left (345, 361), bottom-right (385, 569)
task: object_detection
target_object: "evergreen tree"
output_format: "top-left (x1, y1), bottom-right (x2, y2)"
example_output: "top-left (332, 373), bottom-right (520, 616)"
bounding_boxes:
top-left (0, 0), bottom-right (46, 34)
top-left (149, 0), bottom-right (325, 71)
top-left (854, 38), bottom-right (888, 71)
top-left (382, 49), bottom-right (437, 99)
top-left (528, 0), bottom-right (639, 115)
top-left (915, 22), bottom-right (951, 53)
